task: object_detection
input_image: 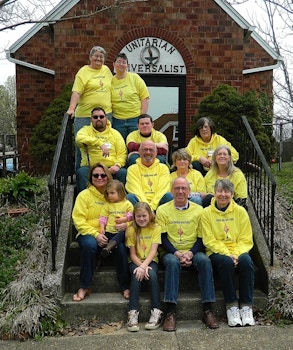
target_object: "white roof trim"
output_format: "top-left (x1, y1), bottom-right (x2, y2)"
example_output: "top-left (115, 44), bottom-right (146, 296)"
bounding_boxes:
top-left (7, 0), bottom-right (280, 71)
top-left (8, 0), bottom-right (80, 53)
top-left (214, 0), bottom-right (279, 60)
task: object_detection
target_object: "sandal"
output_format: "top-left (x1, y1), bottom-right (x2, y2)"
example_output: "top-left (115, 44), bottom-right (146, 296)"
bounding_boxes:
top-left (72, 288), bottom-right (92, 301)
top-left (122, 289), bottom-right (130, 300)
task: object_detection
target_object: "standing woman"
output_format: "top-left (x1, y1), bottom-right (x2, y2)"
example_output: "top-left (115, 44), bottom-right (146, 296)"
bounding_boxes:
top-left (170, 148), bottom-right (206, 205)
top-left (72, 163), bottom-right (130, 301)
top-left (67, 46), bottom-right (113, 171)
top-left (186, 117), bottom-right (239, 176)
top-left (203, 145), bottom-right (247, 209)
top-left (111, 52), bottom-right (150, 140)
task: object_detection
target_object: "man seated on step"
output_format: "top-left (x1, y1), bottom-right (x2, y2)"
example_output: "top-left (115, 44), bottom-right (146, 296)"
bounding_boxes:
top-left (75, 107), bottom-right (127, 193)
top-left (125, 140), bottom-right (172, 212)
top-left (126, 114), bottom-right (169, 167)
top-left (156, 177), bottom-right (219, 331)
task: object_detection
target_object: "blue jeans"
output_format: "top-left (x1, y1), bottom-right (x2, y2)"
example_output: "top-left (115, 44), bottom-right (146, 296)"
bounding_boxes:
top-left (112, 116), bottom-right (138, 140)
top-left (102, 232), bottom-right (130, 291)
top-left (76, 166), bottom-right (127, 193)
top-left (209, 253), bottom-right (254, 305)
top-left (161, 252), bottom-right (216, 304)
top-left (128, 261), bottom-right (161, 310)
top-left (189, 194), bottom-right (203, 206)
top-left (126, 154), bottom-right (167, 167)
top-left (126, 192), bottom-right (173, 211)
top-left (77, 233), bottom-right (130, 291)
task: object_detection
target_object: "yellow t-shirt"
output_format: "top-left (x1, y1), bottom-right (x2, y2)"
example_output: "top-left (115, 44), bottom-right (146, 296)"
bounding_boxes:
top-left (201, 198), bottom-right (253, 257)
top-left (75, 122), bottom-right (127, 168)
top-left (186, 133), bottom-right (239, 165)
top-left (125, 158), bottom-right (170, 211)
top-left (111, 72), bottom-right (149, 119)
top-left (126, 224), bottom-right (161, 263)
top-left (99, 200), bottom-right (133, 234)
top-left (170, 169), bottom-right (206, 195)
top-left (204, 168), bottom-right (247, 199)
top-left (73, 64), bottom-right (113, 116)
top-left (156, 201), bottom-right (203, 252)
top-left (126, 129), bottom-right (167, 146)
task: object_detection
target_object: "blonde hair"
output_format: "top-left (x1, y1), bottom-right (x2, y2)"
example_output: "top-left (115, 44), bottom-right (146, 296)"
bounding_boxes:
top-left (104, 179), bottom-right (126, 202)
top-left (170, 148), bottom-right (192, 170)
top-left (132, 202), bottom-right (156, 252)
top-left (211, 145), bottom-right (235, 176)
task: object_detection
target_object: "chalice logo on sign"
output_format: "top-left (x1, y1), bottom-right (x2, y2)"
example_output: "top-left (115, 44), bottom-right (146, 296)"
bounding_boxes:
top-left (141, 45), bottom-right (160, 65)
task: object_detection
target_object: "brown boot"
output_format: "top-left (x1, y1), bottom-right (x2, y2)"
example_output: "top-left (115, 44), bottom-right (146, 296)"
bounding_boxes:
top-left (101, 240), bottom-right (117, 258)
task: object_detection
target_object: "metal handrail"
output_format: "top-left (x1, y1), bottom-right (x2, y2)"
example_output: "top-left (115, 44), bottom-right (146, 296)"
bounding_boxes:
top-left (48, 113), bottom-right (74, 271)
top-left (238, 116), bottom-right (276, 265)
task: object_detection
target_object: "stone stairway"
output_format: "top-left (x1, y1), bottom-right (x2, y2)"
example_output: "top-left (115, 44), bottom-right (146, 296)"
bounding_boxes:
top-left (60, 227), bottom-right (268, 324)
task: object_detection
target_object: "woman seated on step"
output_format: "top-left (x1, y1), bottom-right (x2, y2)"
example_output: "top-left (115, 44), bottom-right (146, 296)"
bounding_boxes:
top-left (186, 117), bottom-right (239, 176)
top-left (72, 162), bottom-right (130, 301)
top-left (169, 148), bottom-right (206, 206)
top-left (201, 179), bottom-right (255, 327)
top-left (203, 145), bottom-right (248, 209)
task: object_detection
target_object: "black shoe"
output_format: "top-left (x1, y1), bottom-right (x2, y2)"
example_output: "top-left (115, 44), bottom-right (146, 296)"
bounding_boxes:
top-left (101, 240), bottom-right (117, 258)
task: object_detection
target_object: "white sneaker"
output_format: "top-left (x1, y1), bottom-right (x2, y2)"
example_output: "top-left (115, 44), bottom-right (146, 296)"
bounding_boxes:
top-left (227, 306), bottom-right (242, 327)
top-left (240, 306), bottom-right (255, 326)
top-left (127, 310), bottom-right (139, 332)
top-left (145, 308), bottom-right (163, 330)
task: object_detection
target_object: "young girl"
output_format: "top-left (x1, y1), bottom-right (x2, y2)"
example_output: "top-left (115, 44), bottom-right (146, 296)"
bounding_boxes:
top-left (126, 202), bottom-right (163, 332)
top-left (99, 179), bottom-right (133, 299)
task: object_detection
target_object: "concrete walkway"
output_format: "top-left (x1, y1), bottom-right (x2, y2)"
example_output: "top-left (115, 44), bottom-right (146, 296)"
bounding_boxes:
top-left (1, 320), bottom-right (293, 350)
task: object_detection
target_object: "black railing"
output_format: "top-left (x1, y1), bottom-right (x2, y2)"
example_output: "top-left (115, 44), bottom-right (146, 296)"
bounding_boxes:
top-left (236, 116), bottom-right (276, 265)
top-left (48, 113), bottom-right (74, 271)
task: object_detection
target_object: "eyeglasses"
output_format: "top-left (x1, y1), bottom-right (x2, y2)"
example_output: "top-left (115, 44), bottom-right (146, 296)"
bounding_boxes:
top-left (198, 125), bottom-right (210, 130)
top-left (115, 60), bottom-right (128, 65)
top-left (173, 186), bottom-right (189, 191)
top-left (92, 55), bottom-right (104, 60)
top-left (92, 115), bottom-right (105, 120)
top-left (92, 173), bottom-right (107, 179)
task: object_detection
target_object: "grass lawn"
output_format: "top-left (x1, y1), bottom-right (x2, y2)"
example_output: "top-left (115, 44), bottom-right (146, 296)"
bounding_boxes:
top-left (271, 161), bottom-right (293, 219)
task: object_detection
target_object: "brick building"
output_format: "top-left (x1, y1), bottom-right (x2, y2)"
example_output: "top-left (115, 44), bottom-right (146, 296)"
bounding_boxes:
top-left (7, 0), bottom-right (280, 172)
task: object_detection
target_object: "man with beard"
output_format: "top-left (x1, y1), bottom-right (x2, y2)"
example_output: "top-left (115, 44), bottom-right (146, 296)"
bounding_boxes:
top-left (75, 107), bottom-right (127, 193)
top-left (125, 140), bottom-right (172, 212)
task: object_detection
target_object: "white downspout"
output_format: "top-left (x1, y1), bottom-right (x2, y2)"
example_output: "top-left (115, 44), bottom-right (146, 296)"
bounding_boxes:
top-left (6, 50), bottom-right (55, 76)
top-left (243, 59), bottom-right (282, 75)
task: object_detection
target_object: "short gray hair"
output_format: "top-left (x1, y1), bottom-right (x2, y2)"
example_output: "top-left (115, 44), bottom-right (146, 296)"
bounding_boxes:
top-left (214, 179), bottom-right (234, 194)
top-left (89, 46), bottom-right (107, 57)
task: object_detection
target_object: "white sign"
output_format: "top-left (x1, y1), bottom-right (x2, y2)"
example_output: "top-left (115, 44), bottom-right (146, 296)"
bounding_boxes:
top-left (120, 37), bottom-right (186, 75)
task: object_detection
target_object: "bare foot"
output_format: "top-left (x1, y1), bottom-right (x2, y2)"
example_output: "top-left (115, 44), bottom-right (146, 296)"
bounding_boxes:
top-left (72, 288), bottom-right (92, 301)
top-left (122, 289), bottom-right (130, 300)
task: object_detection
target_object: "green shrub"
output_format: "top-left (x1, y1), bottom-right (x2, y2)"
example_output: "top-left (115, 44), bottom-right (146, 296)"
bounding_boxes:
top-left (0, 171), bottom-right (43, 204)
top-left (30, 84), bottom-right (73, 162)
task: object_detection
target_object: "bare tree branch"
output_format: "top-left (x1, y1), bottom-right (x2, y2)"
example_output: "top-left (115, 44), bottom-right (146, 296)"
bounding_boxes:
top-left (0, 0), bottom-right (147, 31)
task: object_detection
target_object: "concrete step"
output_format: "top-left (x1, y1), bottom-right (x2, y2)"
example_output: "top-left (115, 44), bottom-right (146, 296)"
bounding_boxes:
top-left (65, 261), bottom-right (262, 294)
top-left (60, 289), bottom-right (267, 323)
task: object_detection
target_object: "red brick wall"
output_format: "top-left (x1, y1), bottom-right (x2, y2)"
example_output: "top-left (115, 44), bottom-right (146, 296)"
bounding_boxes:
top-left (15, 0), bottom-right (274, 172)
